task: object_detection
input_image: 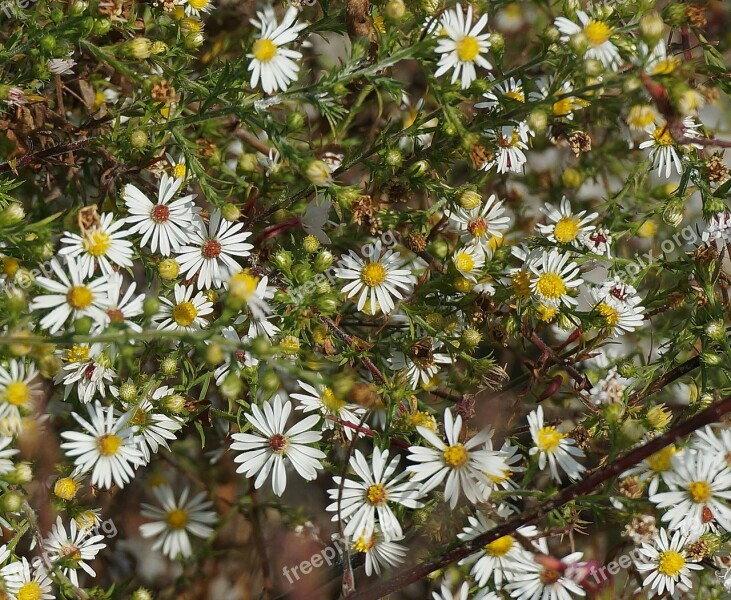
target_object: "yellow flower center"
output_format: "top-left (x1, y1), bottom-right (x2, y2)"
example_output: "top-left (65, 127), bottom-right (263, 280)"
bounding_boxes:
top-left (597, 302), bottom-right (619, 327)
top-left (82, 230), bottom-right (112, 257)
top-left (651, 57), bottom-right (680, 76)
top-left (188, 0), bottom-right (209, 9)
top-left (646, 446), bottom-right (676, 472)
top-left (652, 125), bottom-right (675, 146)
top-left (130, 408), bottom-right (148, 427)
top-left (459, 190), bottom-right (481, 210)
top-left (352, 535), bottom-right (375, 552)
top-left (5, 381), bottom-right (29, 406)
top-left (166, 508), bottom-right (188, 529)
top-left (253, 38), bottom-right (277, 62)
top-left (584, 20), bottom-right (612, 46)
top-left (229, 271), bottom-right (259, 301)
top-left (688, 480), bottom-right (712, 503)
top-left (66, 345), bottom-right (90, 363)
top-left (488, 468), bottom-right (511, 484)
top-left (454, 252), bottom-right (475, 273)
top-left (536, 304), bottom-right (558, 322)
top-left (67, 285), bottom-right (94, 309)
top-left (2, 256), bottom-right (19, 277)
top-left (410, 411), bottom-right (437, 431)
top-left (553, 97), bottom-right (574, 117)
top-left (367, 483), bottom-right (388, 505)
top-left (54, 477), bottom-right (79, 501)
top-left (321, 387), bottom-right (346, 413)
top-left (535, 273), bottom-right (567, 300)
top-left (173, 163), bottom-right (187, 179)
top-left (536, 426), bottom-right (566, 452)
top-left (467, 217), bottom-right (488, 238)
top-left (553, 216), bottom-right (581, 243)
top-left (98, 433), bottom-right (122, 456)
top-left (512, 271), bottom-right (531, 297)
top-left (505, 89), bottom-right (525, 102)
top-left (172, 301), bottom-right (198, 327)
top-left (627, 105), bottom-right (656, 130)
top-left (17, 582), bottom-right (42, 600)
top-left (443, 443), bottom-right (469, 468)
top-left (361, 262), bottom-right (387, 287)
top-left (485, 535), bottom-right (514, 557)
top-left (657, 550), bottom-right (685, 577)
top-left (456, 35), bottom-right (480, 62)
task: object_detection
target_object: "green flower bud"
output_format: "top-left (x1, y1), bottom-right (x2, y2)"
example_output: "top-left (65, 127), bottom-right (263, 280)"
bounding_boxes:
top-left (702, 196), bottom-right (727, 217)
top-left (68, 0), bottom-right (88, 15)
top-left (40, 35), bottom-right (57, 53)
top-left (124, 38), bottom-right (153, 60)
top-left (526, 110), bottom-right (548, 134)
top-left (273, 250), bottom-right (293, 271)
top-left (313, 250), bottom-right (334, 272)
top-left (74, 317), bottom-right (93, 335)
top-left (130, 589), bottom-right (154, 600)
top-left (130, 130), bottom-right (148, 150)
top-left (662, 198), bottom-right (685, 227)
top-left (617, 360), bottom-right (637, 378)
top-left (221, 203), bottom-right (241, 222)
top-left (184, 32), bottom-right (205, 50)
top-left (316, 296), bottom-right (339, 313)
top-left (603, 402), bottom-right (625, 424)
top-left (238, 153), bottom-right (259, 172)
top-left (164, 394), bottom-right (186, 413)
top-left (287, 111), bottom-right (305, 130)
top-left (303, 235), bottom-right (320, 253)
top-left (488, 32), bottom-right (505, 53)
top-left (384, 149), bottom-right (403, 168)
top-left (220, 372), bottom-right (243, 399)
top-left (428, 239), bottom-right (449, 259)
top-left (1, 491), bottom-right (23, 513)
top-left (621, 418), bottom-right (646, 442)
top-left (4, 462), bottom-right (32, 484)
top-left (118, 382), bottom-right (138, 403)
top-left (569, 32), bottom-right (588, 55)
top-left (0, 204), bottom-right (25, 227)
top-left (93, 19), bottom-right (113, 35)
top-left (292, 263), bottom-right (313, 283)
top-left (260, 370), bottom-right (280, 391)
top-left (143, 296), bottom-right (159, 318)
top-left (160, 357), bottom-right (178, 377)
top-left (663, 3), bottom-right (687, 27)
top-left (158, 258), bottom-right (180, 280)
top-left (705, 320), bottom-right (726, 342)
top-left (583, 58), bottom-right (603, 76)
top-left (305, 160), bottom-right (332, 186)
top-left (701, 352), bottom-right (723, 366)
top-left (408, 160), bottom-right (429, 178)
top-left (460, 328), bottom-right (482, 350)
top-left (384, 0), bottom-right (406, 20)
top-left (640, 11), bottom-right (665, 46)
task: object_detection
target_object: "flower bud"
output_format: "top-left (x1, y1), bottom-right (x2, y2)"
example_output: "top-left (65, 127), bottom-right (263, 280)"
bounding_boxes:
top-left (544, 26), bottom-right (560, 43)
top-left (130, 589), bottom-right (154, 600)
top-left (460, 328), bottom-right (482, 350)
top-left (313, 249), bottom-right (333, 272)
top-left (453, 276), bottom-right (474, 293)
top-left (303, 235), bottom-right (320, 253)
top-left (458, 190), bottom-right (481, 210)
top-left (260, 370), bottom-right (280, 391)
top-left (143, 296), bottom-right (159, 318)
top-left (164, 393), bottom-right (186, 413)
top-left (305, 160), bottom-right (332, 186)
top-left (68, 0), bottom-right (88, 15)
top-left (569, 32), bottom-right (588, 55)
top-left (384, 149), bottom-right (403, 168)
top-left (129, 130), bottom-right (148, 150)
top-left (701, 352), bottom-right (723, 366)
top-left (705, 320), bottom-right (726, 342)
top-left (583, 58), bottom-right (603, 77)
top-left (488, 32), bottom-right (504, 53)
top-left (640, 11), bottom-right (665, 45)
top-left (0, 204), bottom-right (25, 227)
top-left (273, 250), bottom-right (293, 271)
top-left (526, 110), bottom-right (548, 134)
top-left (4, 462), bottom-right (32, 484)
top-left (662, 198), bottom-right (685, 227)
top-left (408, 160), bottom-right (429, 178)
top-left (316, 296), bottom-right (339, 313)
top-left (124, 38), bottom-right (153, 60)
top-left (158, 258), bottom-right (180, 280)
top-left (279, 335), bottom-right (300, 356)
top-left (210, 201), bottom-right (237, 222)
top-left (220, 372), bottom-right (243, 399)
top-left (160, 356), bottom-right (177, 376)
top-left (118, 382), bottom-right (138, 403)
top-left (603, 402), bottom-right (625, 424)
top-left (428, 239), bottom-right (449, 259)
top-left (93, 18), bottom-right (112, 35)
top-left (2, 491), bottom-right (23, 512)
top-left (385, 0), bottom-right (406, 20)
top-left (562, 168), bottom-right (582, 188)
top-left (663, 3), bottom-right (687, 27)
top-left (151, 41), bottom-right (168, 55)
top-left (184, 32), bottom-right (205, 50)
top-left (621, 418), bottom-right (646, 442)
top-left (238, 153), bottom-right (259, 172)
top-left (287, 111), bottom-right (305, 130)
top-left (646, 404), bottom-right (671, 430)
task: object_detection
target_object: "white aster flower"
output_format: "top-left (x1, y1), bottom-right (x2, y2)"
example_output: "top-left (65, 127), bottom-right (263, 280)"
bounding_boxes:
top-left (588, 367), bottom-right (627, 406)
top-left (58, 351), bottom-right (116, 405)
top-left (179, 0), bottom-right (213, 18)
top-left (349, 526), bottom-right (407, 576)
top-left (47, 57), bottom-right (76, 75)
top-left (31, 256), bottom-right (110, 334)
top-left (458, 508), bottom-right (540, 589)
top-left (154, 284), bottom-right (213, 332)
top-left (432, 580), bottom-right (470, 600)
top-left (140, 485), bottom-right (217, 559)
top-left (387, 338), bottom-right (453, 390)
top-left (528, 405), bottom-right (586, 482)
top-left (475, 76), bottom-right (526, 111)
top-left (231, 395), bottom-right (326, 496)
top-left (44, 516), bottom-right (106, 587)
top-left (623, 444), bottom-right (679, 496)
top-left (638, 117), bottom-right (701, 179)
top-left (60, 401), bottom-right (143, 489)
top-left (590, 286), bottom-right (645, 337)
top-left (326, 447), bottom-right (423, 542)
top-left (95, 271), bottom-right (145, 333)
top-left (452, 243), bottom-right (485, 282)
top-left (505, 550), bottom-right (587, 600)
top-left (445, 194), bottom-right (511, 246)
top-left (407, 408), bottom-right (508, 508)
top-left (291, 380), bottom-right (367, 440)
top-left (3, 558), bottom-right (54, 600)
top-left (528, 249), bottom-right (583, 308)
top-left (0, 436), bottom-right (19, 475)
top-left (0, 360), bottom-right (41, 429)
top-left (434, 3), bottom-right (492, 89)
top-left (702, 212), bottom-right (731, 245)
top-left (334, 240), bottom-right (415, 315)
top-left (555, 10), bottom-right (620, 69)
top-left (484, 123), bottom-right (531, 173)
top-left (248, 6), bottom-right (307, 94)
top-left (536, 197), bottom-right (598, 247)
top-left (693, 425), bottom-right (731, 469)
top-left (124, 396), bottom-right (183, 464)
top-left (123, 174), bottom-right (199, 256)
top-left (59, 213), bottom-right (133, 278)
top-left (578, 227), bottom-right (611, 257)
top-left (650, 450), bottom-right (731, 535)
top-left (175, 210), bottom-right (253, 289)
top-left (635, 528), bottom-right (702, 597)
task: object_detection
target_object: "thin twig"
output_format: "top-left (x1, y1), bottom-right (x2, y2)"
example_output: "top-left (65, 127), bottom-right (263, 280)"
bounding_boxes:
top-left (0, 138), bottom-right (95, 173)
top-left (528, 332), bottom-right (592, 391)
top-left (319, 316), bottom-right (386, 384)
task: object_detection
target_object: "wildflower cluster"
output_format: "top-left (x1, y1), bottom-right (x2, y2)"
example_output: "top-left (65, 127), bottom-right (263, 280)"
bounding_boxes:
top-left (0, 0), bottom-right (731, 598)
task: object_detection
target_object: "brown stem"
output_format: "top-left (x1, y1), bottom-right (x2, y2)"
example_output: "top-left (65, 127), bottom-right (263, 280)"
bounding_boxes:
top-left (327, 416), bottom-right (411, 450)
top-left (344, 395), bottom-right (731, 600)
top-left (0, 137), bottom-right (95, 173)
top-left (528, 332), bottom-right (592, 391)
top-left (234, 127), bottom-right (271, 155)
top-left (248, 486), bottom-right (274, 600)
top-left (319, 316), bottom-right (386, 384)
top-left (628, 354), bottom-right (701, 406)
